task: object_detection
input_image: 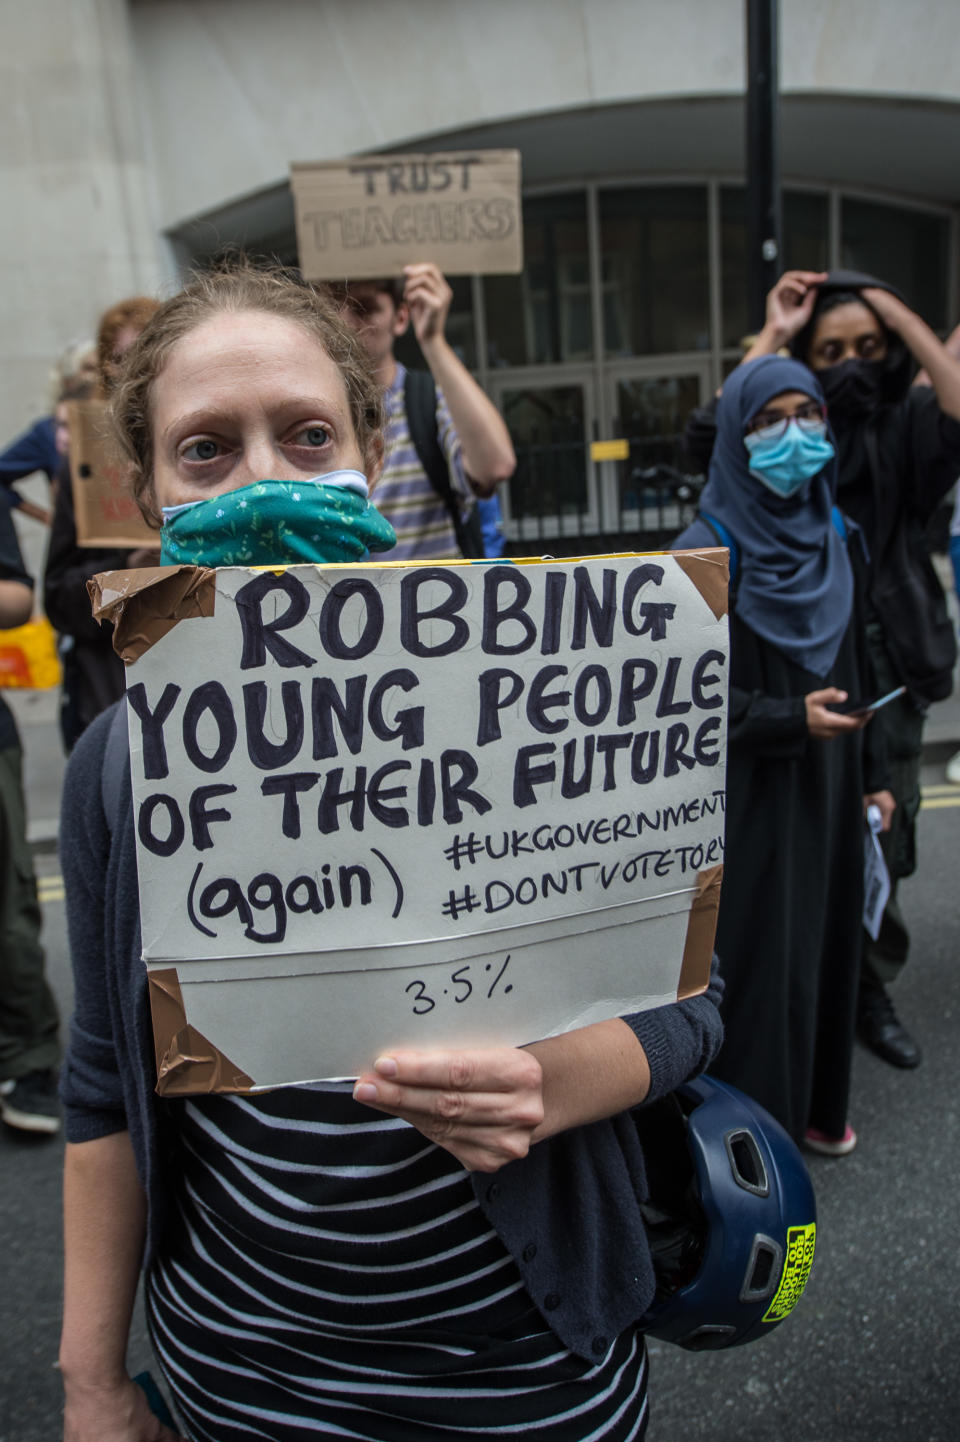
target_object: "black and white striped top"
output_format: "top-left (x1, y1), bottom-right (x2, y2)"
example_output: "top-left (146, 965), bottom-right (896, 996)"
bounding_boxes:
top-left (146, 1083), bottom-right (649, 1441)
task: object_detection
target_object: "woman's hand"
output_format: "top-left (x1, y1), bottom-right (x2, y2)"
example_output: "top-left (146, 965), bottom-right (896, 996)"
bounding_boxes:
top-left (63, 1375), bottom-right (186, 1442)
top-left (353, 1046), bottom-right (545, 1173)
top-left (737, 270), bottom-right (828, 366)
top-left (764, 270), bottom-right (828, 343)
top-left (864, 789), bottom-right (896, 832)
top-left (804, 687), bottom-right (870, 740)
top-left (862, 287), bottom-right (960, 421)
top-left (859, 286), bottom-right (915, 335)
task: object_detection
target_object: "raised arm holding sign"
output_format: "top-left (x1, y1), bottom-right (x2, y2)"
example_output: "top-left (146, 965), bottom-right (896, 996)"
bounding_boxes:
top-left (297, 150), bottom-right (519, 561)
top-left (328, 262), bottom-right (515, 560)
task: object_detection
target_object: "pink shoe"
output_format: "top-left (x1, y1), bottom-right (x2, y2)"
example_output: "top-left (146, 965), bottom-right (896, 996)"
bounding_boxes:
top-left (804, 1124), bottom-right (857, 1157)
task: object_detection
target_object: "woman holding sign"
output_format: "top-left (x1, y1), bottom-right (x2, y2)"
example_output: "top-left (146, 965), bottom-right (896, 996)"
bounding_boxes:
top-left (58, 263), bottom-right (723, 1442)
top-left (674, 355), bottom-right (893, 1156)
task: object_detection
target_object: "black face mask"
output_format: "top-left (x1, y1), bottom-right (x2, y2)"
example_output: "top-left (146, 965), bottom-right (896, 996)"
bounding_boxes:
top-left (817, 358), bottom-right (886, 425)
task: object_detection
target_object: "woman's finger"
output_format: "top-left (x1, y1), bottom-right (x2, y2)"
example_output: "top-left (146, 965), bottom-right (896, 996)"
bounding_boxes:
top-left (354, 1078), bottom-right (538, 1126)
top-left (372, 1048), bottom-right (541, 1094)
top-left (777, 269), bottom-right (828, 289)
top-left (807, 686), bottom-right (846, 705)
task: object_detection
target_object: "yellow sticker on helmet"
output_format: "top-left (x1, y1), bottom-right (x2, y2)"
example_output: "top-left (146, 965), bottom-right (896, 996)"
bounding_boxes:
top-left (762, 1222), bottom-right (816, 1323)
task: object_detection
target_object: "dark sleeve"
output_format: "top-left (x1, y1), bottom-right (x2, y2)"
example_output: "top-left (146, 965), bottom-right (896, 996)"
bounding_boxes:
top-left (679, 397), bottom-right (719, 475)
top-left (0, 497), bottom-right (33, 588)
top-left (727, 684), bottom-right (809, 757)
top-left (623, 954), bottom-right (724, 1103)
top-left (847, 525), bottom-right (891, 794)
top-left (671, 518), bottom-right (717, 551)
top-left (861, 705), bottom-right (890, 795)
top-left (43, 459), bottom-right (128, 641)
top-left (673, 527), bottom-right (810, 755)
top-left (58, 708), bottom-right (129, 1141)
top-left (901, 386), bottom-right (960, 525)
top-left (0, 416), bottom-right (58, 497)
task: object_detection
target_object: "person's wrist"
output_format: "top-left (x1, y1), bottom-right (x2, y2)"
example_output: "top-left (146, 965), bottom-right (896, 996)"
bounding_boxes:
top-left (59, 1354), bottom-right (129, 1395)
top-left (417, 329), bottom-right (450, 361)
top-left (892, 306), bottom-right (929, 347)
top-left (758, 319), bottom-right (791, 351)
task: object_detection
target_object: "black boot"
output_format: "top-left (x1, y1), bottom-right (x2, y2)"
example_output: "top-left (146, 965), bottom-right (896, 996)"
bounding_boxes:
top-left (857, 965), bottom-right (921, 1068)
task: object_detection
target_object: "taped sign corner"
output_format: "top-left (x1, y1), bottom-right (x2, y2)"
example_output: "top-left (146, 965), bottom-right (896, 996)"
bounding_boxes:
top-left (89, 564), bottom-right (217, 664)
top-left (673, 548), bottom-right (730, 620)
top-left (148, 968), bottom-right (255, 1096)
top-left (677, 864), bottom-right (723, 999)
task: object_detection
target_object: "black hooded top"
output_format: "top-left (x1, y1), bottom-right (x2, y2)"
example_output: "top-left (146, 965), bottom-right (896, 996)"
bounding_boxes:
top-left (681, 269), bottom-right (960, 702)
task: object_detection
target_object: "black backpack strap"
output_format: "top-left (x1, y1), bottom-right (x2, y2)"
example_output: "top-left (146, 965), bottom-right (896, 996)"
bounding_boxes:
top-left (100, 697), bottom-right (130, 834)
top-left (403, 368), bottom-right (484, 558)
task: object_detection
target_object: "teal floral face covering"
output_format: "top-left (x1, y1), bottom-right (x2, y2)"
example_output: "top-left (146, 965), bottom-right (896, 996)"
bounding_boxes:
top-left (159, 472), bottom-right (396, 568)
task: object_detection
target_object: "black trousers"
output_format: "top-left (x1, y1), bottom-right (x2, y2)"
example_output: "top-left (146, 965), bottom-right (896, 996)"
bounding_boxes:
top-left (0, 744), bottom-right (59, 1079)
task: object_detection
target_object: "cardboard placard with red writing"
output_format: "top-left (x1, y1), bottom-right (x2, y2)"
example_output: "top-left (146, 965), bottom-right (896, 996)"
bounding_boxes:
top-left (67, 399), bottom-right (157, 549)
top-left (291, 150), bottom-right (523, 281)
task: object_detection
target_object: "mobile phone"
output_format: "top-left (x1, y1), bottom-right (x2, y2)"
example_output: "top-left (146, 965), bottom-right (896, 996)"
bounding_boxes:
top-left (828, 685), bottom-right (906, 717)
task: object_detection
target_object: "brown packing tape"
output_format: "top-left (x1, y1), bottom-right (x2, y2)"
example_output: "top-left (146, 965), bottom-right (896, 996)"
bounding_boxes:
top-left (673, 548), bottom-right (730, 620)
top-left (677, 864), bottom-right (724, 999)
top-left (87, 565), bottom-right (216, 663)
top-left (148, 968), bottom-right (255, 1096)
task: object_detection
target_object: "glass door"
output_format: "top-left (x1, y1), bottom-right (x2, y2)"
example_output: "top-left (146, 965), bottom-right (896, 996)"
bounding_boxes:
top-left (489, 369), bottom-right (599, 545)
top-left (602, 360), bottom-right (711, 542)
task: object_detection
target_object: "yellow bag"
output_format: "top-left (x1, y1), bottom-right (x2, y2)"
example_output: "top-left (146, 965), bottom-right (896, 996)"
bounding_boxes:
top-left (0, 615), bottom-right (62, 689)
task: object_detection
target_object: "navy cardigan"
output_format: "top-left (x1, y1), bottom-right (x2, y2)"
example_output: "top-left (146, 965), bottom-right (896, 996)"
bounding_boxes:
top-left (60, 703), bottom-right (724, 1362)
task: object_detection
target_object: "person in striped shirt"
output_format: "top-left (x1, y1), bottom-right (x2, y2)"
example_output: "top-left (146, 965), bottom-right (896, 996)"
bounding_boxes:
top-left (58, 263), bottom-right (723, 1442)
top-left (330, 264), bottom-right (515, 560)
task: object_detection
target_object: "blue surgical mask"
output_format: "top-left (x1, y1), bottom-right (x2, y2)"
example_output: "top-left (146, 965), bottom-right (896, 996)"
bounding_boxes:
top-left (743, 419), bottom-right (835, 499)
top-left (159, 472), bottom-right (396, 568)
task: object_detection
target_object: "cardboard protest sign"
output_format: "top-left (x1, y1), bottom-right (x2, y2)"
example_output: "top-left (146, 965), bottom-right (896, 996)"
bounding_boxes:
top-left (291, 150), bottom-right (522, 281)
top-left (67, 399), bottom-right (157, 549)
top-left (90, 552), bottom-right (728, 1092)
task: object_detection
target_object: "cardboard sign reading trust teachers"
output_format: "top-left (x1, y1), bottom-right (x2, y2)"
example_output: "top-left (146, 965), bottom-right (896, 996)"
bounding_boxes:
top-left (291, 150), bottom-right (522, 280)
top-left (91, 553), bottom-right (729, 1093)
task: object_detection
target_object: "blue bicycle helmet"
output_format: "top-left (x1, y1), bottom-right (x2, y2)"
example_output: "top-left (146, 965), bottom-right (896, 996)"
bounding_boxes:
top-left (636, 1074), bottom-right (817, 1350)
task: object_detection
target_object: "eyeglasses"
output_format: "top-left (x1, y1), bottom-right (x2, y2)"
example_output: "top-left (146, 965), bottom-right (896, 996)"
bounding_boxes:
top-left (746, 401), bottom-right (826, 441)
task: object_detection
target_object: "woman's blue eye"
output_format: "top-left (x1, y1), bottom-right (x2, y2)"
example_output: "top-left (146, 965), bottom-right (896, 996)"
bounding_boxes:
top-left (183, 439), bottom-right (220, 462)
top-left (296, 426), bottom-right (331, 447)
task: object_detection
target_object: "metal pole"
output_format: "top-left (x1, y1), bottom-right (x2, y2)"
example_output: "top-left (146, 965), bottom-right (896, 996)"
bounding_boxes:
top-left (745, 0), bottom-right (782, 333)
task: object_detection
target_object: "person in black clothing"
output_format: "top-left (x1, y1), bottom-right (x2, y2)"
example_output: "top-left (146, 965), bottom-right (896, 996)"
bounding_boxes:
top-left (0, 495), bottom-right (60, 1134)
top-left (674, 355), bottom-right (892, 1154)
top-left (44, 296), bottom-right (160, 749)
top-left (682, 269), bottom-right (960, 1070)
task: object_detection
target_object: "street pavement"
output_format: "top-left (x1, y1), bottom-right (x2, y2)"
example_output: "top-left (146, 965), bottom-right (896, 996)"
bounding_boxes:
top-left (2, 686), bottom-right (959, 1441)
